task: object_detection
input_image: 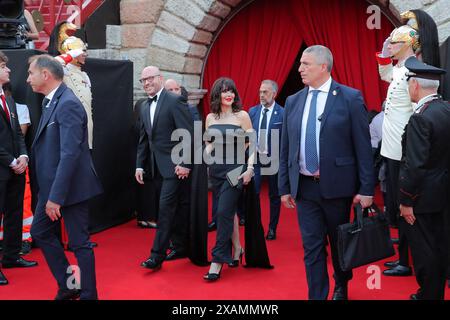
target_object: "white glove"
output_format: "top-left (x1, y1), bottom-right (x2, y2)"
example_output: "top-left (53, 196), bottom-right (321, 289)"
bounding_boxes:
top-left (67, 49), bottom-right (84, 59)
top-left (380, 37), bottom-right (391, 58)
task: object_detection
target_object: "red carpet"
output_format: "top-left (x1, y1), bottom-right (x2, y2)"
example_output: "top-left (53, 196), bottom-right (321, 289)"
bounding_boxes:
top-left (0, 184), bottom-right (449, 300)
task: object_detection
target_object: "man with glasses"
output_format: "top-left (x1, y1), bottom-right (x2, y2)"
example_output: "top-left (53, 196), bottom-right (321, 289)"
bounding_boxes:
top-left (136, 66), bottom-right (194, 271)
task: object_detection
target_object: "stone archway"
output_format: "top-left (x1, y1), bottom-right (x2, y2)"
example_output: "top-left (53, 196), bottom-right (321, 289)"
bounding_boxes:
top-left (89, 0), bottom-right (449, 105)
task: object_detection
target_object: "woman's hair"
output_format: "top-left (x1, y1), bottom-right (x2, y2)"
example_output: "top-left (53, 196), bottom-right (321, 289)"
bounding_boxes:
top-left (209, 77), bottom-right (242, 117)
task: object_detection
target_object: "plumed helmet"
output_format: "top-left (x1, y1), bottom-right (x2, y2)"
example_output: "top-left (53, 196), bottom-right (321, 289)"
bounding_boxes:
top-left (390, 25), bottom-right (419, 51)
top-left (60, 36), bottom-right (87, 54)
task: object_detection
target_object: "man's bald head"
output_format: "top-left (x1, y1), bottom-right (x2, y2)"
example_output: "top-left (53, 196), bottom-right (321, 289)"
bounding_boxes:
top-left (140, 66), bottom-right (163, 97)
top-left (164, 78), bottom-right (181, 96)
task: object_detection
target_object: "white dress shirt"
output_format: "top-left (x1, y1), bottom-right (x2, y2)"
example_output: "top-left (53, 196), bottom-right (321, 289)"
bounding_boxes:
top-left (257, 101), bottom-right (275, 153)
top-left (299, 76), bottom-right (332, 175)
top-left (149, 87), bottom-right (163, 125)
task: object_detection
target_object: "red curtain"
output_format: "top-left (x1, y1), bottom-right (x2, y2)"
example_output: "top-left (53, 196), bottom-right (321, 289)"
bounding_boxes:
top-left (202, 0), bottom-right (393, 114)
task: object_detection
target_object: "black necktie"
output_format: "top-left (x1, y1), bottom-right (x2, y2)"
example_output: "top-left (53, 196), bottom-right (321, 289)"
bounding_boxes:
top-left (258, 108), bottom-right (269, 153)
top-left (41, 98), bottom-right (50, 110)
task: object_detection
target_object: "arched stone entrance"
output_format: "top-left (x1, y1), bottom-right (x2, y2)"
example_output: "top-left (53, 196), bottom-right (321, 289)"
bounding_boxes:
top-left (88, 0), bottom-right (449, 105)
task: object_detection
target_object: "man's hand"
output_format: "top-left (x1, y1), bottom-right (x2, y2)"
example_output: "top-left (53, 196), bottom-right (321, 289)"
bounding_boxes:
top-left (46, 200), bottom-right (61, 222)
top-left (400, 205), bottom-right (416, 225)
top-left (175, 165), bottom-right (190, 179)
top-left (68, 49), bottom-right (85, 59)
top-left (12, 156), bottom-right (28, 174)
top-left (281, 194), bottom-right (296, 209)
top-left (135, 169), bottom-right (145, 185)
top-left (353, 194), bottom-right (373, 208)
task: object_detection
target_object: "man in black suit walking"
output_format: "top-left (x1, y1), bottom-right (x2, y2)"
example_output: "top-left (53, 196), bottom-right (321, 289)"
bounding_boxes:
top-left (0, 51), bottom-right (38, 286)
top-left (136, 66), bottom-right (193, 270)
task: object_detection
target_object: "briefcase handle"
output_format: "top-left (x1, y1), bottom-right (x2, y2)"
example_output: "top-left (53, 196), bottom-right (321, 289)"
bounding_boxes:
top-left (350, 203), bottom-right (383, 234)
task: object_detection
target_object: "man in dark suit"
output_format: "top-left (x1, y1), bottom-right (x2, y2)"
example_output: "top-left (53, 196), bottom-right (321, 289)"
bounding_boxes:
top-left (136, 66), bottom-right (193, 270)
top-left (399, 57), bottom-right (450, 300)
top-left (278, 45), bottom-right (374, 300)
top-left (249, 80), bottom-right (284, 240)
top-left (0, 51), bottom-right (38, 286)
top-left (27, 55), bottom-right (103, 300)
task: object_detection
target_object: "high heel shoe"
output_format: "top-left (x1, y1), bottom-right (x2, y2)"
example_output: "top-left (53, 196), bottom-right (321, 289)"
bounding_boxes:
top-left (203, 264), bottom-right (223, 281)
top-left (228, 248), bottom-right (244, 268)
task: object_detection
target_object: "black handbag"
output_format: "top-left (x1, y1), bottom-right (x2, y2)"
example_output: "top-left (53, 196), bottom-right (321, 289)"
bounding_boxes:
top-left (337, 203), bottom-right (395, 271)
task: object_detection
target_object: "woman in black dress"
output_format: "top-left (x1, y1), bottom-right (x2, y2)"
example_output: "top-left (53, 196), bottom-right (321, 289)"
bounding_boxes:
top-left (204, 78), bottom-right (272, 281)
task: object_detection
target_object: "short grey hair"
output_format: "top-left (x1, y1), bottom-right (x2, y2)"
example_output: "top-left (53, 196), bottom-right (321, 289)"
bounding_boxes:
top-left (414, 77), bottom-right (440, 89)
top-left (261, 79), bottom-right (278, 93)
top-left (29, 54), bottom-right (64, 80)
top-left (304, 45), bottom-right (333, 72)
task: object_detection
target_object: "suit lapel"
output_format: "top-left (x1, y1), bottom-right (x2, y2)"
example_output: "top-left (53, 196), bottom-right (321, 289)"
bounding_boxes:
top-left (320, 80), bottom-right (339, 132)
top-left (152, 89), bottom-right (166, 135)
top-left (33, 84), bottom-right (66, 147)
top-left (268, 103), bottom-right (280, 130)
top-left (294, 90), bottom-right (308, 145)
top-left (0, 104), bottom-right (10, 127)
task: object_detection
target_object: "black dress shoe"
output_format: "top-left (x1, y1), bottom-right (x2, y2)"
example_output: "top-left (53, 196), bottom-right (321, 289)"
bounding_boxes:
top-left (165, 249), bottom-right (187, 261)
top-left (384, 259), bottom-right (399, 268)
top-left (332, 284), bottom-right (348, 300)
top-left (208, 221), bottom-right (217, 232)
top-left (55, 288), bottom-right (81, 300)
top-left (141, 257), bottom-right (162, 270)
top-left (383, 265), bottom-right (412, 276)
top-left (239, 218), bottom-right (245, 226)
top-left (2, 257), bottom-right (38, 268)
top-left (266, 229), bottom-right (276, 240)
top-left (0, 270), bottom-right (8, 285)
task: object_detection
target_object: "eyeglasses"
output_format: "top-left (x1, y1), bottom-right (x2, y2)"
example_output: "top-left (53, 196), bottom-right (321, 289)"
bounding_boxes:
top-left (139, 75), bottom-right (160, 84)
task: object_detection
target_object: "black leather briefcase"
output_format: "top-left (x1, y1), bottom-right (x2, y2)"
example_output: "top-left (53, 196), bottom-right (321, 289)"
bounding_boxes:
top-left (337, 203), bottom-right (395, 271)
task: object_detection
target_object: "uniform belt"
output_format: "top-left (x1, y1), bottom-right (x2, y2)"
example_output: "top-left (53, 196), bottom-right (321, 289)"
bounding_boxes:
top-left (300, 174), bottom-right (320, 182)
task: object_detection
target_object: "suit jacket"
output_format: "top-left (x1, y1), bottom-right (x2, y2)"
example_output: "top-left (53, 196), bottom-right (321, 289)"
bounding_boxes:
top-left (0, 95), bottom-right (27, 180)
top-left (31, 84), bottom-right (102, 206)
top-left (249, 102), bottom-right (284, 157)
top-left (136, 89), bottom-right (194, 179)
top-left (399, 98), bottom-right (450, 214)
top-left (278, 80), bottom-right (374, 199)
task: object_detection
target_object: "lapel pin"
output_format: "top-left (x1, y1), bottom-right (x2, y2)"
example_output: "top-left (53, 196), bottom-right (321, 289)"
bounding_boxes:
top-left (274, 111), bottom-right (277, 115)
top-left (332, 90), bottom-right (337, 96)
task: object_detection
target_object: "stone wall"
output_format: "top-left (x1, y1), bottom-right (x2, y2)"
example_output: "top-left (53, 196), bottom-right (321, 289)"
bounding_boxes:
top-left (88, 0), bottom-right (449, 106)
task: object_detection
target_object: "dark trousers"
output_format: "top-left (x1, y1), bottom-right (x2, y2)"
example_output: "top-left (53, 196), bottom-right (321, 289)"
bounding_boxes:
top-left (386, 158), bottom-right (410, 267)
top-left (150, 177), bottom-right (186, 262)
top-left (211, 178), bottom-right (242, 264)
top-left (402, 213), bottom-right (447, 300)
top-left (31, 199), bottom-right (97, 300)
top-left (170, 177), bottom-right (190, 252)
top-left (0, 173), bottom-right (25, 262)
top-left (254, 164), bottom-right (281, 231)
top-left (136, 168), bottom-right (162, 222)
top-left (296, 175), bottom-right (353, 300)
